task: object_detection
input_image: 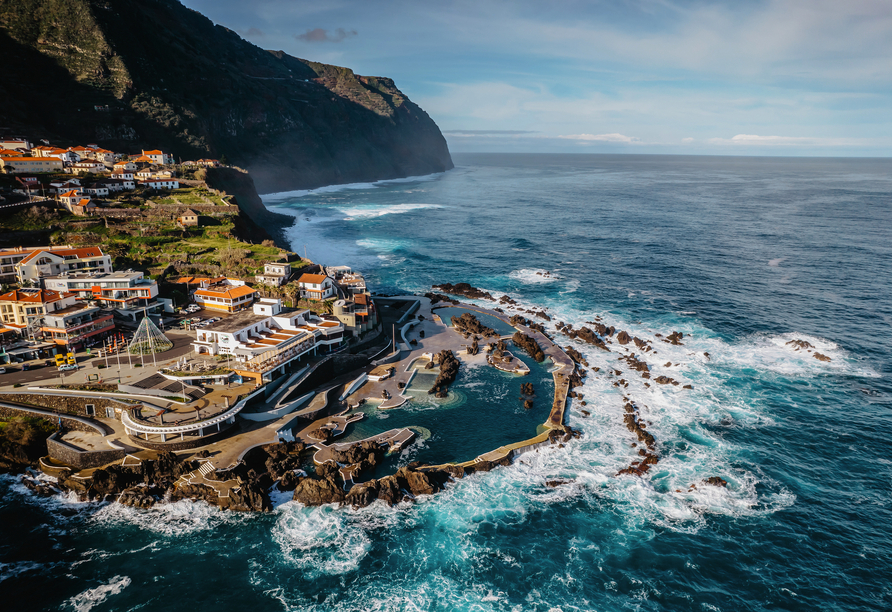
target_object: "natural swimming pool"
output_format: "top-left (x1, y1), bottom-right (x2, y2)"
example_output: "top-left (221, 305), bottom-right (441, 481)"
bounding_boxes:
top-left (339, 342), bottom-right (554, 469)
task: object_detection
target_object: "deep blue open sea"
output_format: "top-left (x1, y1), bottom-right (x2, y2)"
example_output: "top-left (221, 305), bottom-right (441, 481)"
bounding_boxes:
top-left (2, 153), bottom-right (891, 611)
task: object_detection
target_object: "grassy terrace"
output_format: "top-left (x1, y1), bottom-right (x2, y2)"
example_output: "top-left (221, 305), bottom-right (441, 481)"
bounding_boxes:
top-left (0, 177), bottom-right (303, 302)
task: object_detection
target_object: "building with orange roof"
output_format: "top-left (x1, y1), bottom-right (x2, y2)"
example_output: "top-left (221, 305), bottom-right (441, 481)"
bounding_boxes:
top-left (191, 298), bottom-right (344, 383)
top-left (44, 269), bottom-right (159, 316)
top-left (15, 246), bottom-right (112, 285)
top-left (0, 139), bottom-right (31, 150)
top-left (141, 149), bottom-right (173, 165)
top-left (0, 150), bottom-right (26, 158)
top-left (0, 288), bottom-right (75, 328)
top-left (297, 273), bottom-right (335, 300)
top-left (0, 287), bottom-right (115, 348)
top-left (113, 160), bottom-right (137, 172)
top-left (0, 246), bottom-right (55, 282)
top-left (194, 281), bottom-right (258, 312)
top-left (0, 156), bottom-right (63, 174)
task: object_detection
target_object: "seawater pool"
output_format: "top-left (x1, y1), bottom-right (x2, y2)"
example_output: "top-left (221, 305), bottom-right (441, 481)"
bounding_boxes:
top-left (339, 346), bottom-right (554, 467)
top-left (434, 306), bottom-right (517, 336)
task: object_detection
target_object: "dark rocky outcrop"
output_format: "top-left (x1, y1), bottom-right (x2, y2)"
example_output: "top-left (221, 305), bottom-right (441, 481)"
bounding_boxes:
top-left (512, 332), bottom-right (545, 362)
top-left (814, 352), bottom-right (831, 362)
top-left (616, 330), bottom-right (632, 345)
top-left (433, 283), bottom-right (494, 301)
top-left (451, 313), bottom-right (497, 337)
top-left (664, 331), bottom-right (685, 345)
top-left (429, 350), bottom-right (460, 397)
top-left (786, 339), bottom-right (814, 350)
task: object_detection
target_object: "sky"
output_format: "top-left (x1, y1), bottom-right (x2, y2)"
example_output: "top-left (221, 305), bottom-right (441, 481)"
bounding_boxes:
top-left (181, 0), bottom-right (892, 157)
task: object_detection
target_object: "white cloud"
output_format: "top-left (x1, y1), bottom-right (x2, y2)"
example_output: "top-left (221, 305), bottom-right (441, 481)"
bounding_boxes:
top-left (558, 133), bottom-right (639, 143)
top-left (681, 137), bottom-right (695, 143)
top-left (708, 134), bottom-right (873, 146)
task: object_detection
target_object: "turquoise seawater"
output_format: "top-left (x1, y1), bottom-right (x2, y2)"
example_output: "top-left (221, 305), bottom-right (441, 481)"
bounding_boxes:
top-left (2, 154), bottom-right (891, 611)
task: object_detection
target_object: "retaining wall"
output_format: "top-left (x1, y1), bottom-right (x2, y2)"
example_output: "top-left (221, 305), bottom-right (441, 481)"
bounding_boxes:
top-left (0, 392), bottom-right (132, 418)
top-left (46, 432), bottom-right (125, 469)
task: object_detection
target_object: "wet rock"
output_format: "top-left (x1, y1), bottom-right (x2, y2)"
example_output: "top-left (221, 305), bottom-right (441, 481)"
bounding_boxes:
top-left (230, 480), bottom-right (271, 512)
top-left (703, 476), bottom-right (728, 487)
top-left (20, 475), bottom-right (59, 497)
top-left (429, 350), bottom-right (461, 395)
top-left (512, 332), bottom-right (545, 362)
top-left (433, 283), bottom-right (495, 301)
top-left (786, 339), bottom-right (813, 350)
top-left (653, 376), bottom-right (676, 385)
top-left (171, 483), bottom-right (219, 504)
top-left (523, 399), bottom-right (534, 410)
top-left (451, 312), bottom-right (497, 337)
top-left (545, 479), bottom-right (571, 488)
top-left (665, 331), bottom-right (684, 345)
top-left (683, 384), bottom-right (693, 390)
top-left (616, 330), bottom-right (632, 345)
top-left (814, 352), bottom-right (831, 362)
top-left (424, 292), bottom-right (459, 305)
top-left (292, 476), bottom-right (344, 506)
top-left (118, 487), bottom-right (157, 509)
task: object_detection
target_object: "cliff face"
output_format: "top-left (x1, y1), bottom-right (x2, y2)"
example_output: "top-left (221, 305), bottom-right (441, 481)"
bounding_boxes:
top-left (0, 0), bottom-right (453, 194)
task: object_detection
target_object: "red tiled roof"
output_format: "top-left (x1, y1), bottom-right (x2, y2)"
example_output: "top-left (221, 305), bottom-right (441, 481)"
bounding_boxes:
top-left (298, 274), bottom-right (328, 284)
top-left (19, 247), bottom-right (104, 265)
top-left (0, 289), bottom-right (66, 304)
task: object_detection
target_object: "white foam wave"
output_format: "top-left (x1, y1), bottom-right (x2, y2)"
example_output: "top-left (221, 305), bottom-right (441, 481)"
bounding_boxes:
top-left (339, 202), bottom-right (442, 220)
top-left (273, 503), bottom-right (405, 577)
top-left (508, 268), bottom-right (560, 284)
top-left (260, 172), bottom-right (446, 202)
top-left (89, 498), bottom-right (247, 536)
top-left (65, 575), bottom-right (130, 612)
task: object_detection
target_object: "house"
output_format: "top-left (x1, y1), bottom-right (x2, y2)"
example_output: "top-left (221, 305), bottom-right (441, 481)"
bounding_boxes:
top-left (139, 178), bottom-right (179, 190)
top-left (44, 269), bottom-right (160, 315)
top-left (97, 178), bottom-right (134, 192)
top-left (331, 293), bottom-right (375, 335)
top-left (87, 148), bottom-right (116, 164)
top-left (32, 147), bottom-right (78, 163)
top-left (58, 190), bottom-right (96, 214)
top-left (0, 246), bottom-right (53, 283)
top-left (110, 171), bottom-right (134, 181)
top-left (113, 160), bottom-right (137, 172)
top-left (142, 149), bottom-right (173, 165)
top-left (297, 273), bottom-right (335, 300)
top-left (193, 280), bottom-right (257, 312)
top-left (177, 209), bottom-right (200, 227)
top-left (0, 157), bottom-right (63, 173)
top-left (0, 150), bottom-right (26, 158)
top-left (0, 139), bottom-right (31, 150)
top-left (191, 298), bottom-right (344, 383)
top-left (0, 288), bottom-right (74, 328)
top-left (49, 180), bottom-right (82, 195)
top-left (135, 169), bottom-right (175, 179)
top-left (196, 159), bottom-right (221, 167)
top-left (255, 262), bottom-right (292, 286)
top-left (70, 160), bottom-right (107, 174)
top-left (84, 185), bottom-right (109, 197)
top-left (15, 247), bottom-right (112, 285)
top-left (58, 190), bottom-right (87, 207)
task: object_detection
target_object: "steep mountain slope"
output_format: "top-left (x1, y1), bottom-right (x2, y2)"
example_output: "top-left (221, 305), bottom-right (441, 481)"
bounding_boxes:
top-left (0, 0), bottom-right (453, 194)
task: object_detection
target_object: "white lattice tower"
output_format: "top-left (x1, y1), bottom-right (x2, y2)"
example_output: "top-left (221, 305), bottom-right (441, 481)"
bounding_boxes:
top-left (128, 316), bottom-right (173, 355)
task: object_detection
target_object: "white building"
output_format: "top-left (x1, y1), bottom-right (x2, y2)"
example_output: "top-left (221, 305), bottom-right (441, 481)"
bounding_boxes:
top-left (15, 247), bottom-right (112, 285)
top-left (44, 269), bottom-right (160, 313)
top-left (297, 273), bottom-right (335, 300)
top-left (255, 262), bottom-right (292, 286)
top-left (139, 178), bottom-right (179, 190)
top-left (192, 298), bottom-right (345, 383)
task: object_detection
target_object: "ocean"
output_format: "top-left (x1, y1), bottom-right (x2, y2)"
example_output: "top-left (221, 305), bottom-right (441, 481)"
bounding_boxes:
top-left (2, 153), bottom-right (890, 611)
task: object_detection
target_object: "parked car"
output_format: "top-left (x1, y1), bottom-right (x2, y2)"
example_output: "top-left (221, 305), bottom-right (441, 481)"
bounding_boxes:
top-left (58, 364), bottom-right (78, 372)
top-left (0, 367), bottom-right (6, 374)
top-left (22, 363), bottom-right (30, 371)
